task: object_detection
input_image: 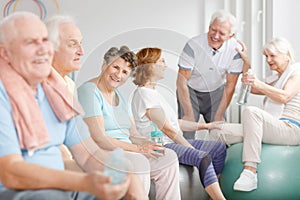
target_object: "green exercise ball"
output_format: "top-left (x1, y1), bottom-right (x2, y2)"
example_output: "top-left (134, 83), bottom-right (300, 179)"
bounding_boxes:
top-left (220, 143), bottom-right (300, 200)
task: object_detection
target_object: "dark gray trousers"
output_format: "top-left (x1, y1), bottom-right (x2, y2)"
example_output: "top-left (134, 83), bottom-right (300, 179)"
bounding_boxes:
top-left (177, 85), bottom-right (225, 139)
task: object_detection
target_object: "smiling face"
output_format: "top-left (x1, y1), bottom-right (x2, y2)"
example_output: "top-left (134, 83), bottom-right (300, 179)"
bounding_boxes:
top-left (207, 19), bottom-right (233, 50)
top-left (263, 49), bottom-right (290, 74)
top-left (52, 22), bottom-right (84, 77)
top-left (102, 56), bottom-right (132, 89)
top-left (1, 16), bottom-right (53, 88)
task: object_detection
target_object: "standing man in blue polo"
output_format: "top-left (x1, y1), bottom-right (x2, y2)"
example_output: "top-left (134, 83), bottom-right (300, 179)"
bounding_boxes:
top-left (176, 10), bottom-right (243, 139)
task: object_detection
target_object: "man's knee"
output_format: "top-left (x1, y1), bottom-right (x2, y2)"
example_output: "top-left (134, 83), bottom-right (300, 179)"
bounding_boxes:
top-left (0, 189), bottom-right (70, 200)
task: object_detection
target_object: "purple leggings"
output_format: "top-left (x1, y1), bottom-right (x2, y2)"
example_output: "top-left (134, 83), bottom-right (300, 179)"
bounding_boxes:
top-left (165, 139), bottom-right (226, 188)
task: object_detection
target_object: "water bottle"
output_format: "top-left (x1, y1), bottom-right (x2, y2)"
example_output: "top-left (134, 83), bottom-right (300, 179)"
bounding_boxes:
top-left (236, 69), bottom-right (253, 106)
top-left (150, 123), bottom-right (164, 153)
top-left (103, 148), bottom-right (127, 185)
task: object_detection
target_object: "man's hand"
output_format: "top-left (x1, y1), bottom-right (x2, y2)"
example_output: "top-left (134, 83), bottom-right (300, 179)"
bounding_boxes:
top-left (85, 171), bottom-right (130, 200)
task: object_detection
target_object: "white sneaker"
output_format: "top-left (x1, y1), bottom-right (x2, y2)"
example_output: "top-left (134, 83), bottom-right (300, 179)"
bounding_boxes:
top-left (233, 169), bottom-right (257, 192)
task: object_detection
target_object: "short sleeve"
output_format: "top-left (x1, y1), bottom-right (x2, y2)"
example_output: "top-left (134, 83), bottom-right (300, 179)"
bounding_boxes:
top-left (140, 89), bottom-right (161, 109)
top-left (227, 41), bottom-right (243, 74)
top-left (178, 41), bottom-right (195, 70)
top-left (64, 115), bottom-right (90, 147)
top-left (77, 82), bottom-right (103, 118)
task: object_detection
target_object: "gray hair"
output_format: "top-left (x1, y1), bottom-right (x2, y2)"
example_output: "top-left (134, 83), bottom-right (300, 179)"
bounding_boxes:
top-left (209, 10), bottom-right (237, 35)
top-left (263, 37), bottom-right (295, 65)
top-left (0, 11), bottom-right (40, 44)
top-left (45, 15), bottom-right (75, 50)
top-left (103, 46), bottom-right (137, 69)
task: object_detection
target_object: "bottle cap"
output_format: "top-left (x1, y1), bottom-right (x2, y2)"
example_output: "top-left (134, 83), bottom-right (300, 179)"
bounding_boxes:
top-left (151, 131), bottom-right (163, 137)
top-left (150, 122), bottom-right (163, 137)
top-left (247, 68), bottom-right (253, 74)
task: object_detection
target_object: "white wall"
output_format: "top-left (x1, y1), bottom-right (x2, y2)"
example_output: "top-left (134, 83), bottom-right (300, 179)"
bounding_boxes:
top-left (1, 0), bottom-right (299, 122)
top-left (57, 0), bottom-right (205, 87)
top-left (59, 0), bottom-right (207, 107)
top-left (271, 0), bottom-right (300, 58)
top-left (0, 0), bottom-right (207, 109)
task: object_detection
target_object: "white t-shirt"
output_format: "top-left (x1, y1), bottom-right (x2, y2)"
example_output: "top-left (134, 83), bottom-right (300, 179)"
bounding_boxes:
top-left (131, 87), bottom-right (182, 144)
top-left (178, 33), bottom-right (243, 92)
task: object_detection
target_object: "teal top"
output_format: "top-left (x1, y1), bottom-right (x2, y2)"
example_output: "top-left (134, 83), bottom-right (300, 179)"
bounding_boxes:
top-left (77, 82), bottom-right (132, 143)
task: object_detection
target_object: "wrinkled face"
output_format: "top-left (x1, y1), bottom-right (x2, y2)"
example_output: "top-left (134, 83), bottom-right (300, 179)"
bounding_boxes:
top-left (207, 19), bottom-right (233, 50)
top-left (2, 17), bottom-right (53, 87)
top-left (103, 57), bottom-right (132, 89)
top-left (52, 22), bottom-right (84, 76)
top-left (263, 49), bottom-right (290, 72)
top-left (152, 55), bottom-right (167, 81)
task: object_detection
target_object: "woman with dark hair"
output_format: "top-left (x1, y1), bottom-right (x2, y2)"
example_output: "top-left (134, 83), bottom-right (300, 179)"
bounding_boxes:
top-left (77, 46), bottom-right (181, 200)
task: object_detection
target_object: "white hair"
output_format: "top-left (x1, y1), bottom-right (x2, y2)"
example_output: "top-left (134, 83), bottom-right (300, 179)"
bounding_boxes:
top-left (209, 10), bottom-right (237, 35)
top-left (45, 15), bottom-right (75, 50)
top-left (263, 37), bottom-right (295, 65)
top-left (0, 11), bottom-right (40, 44)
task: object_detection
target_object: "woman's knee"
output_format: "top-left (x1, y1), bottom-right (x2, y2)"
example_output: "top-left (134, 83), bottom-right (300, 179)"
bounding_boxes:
top-left (217, 142), bottom-right (227, 155)
top-left (242, 106), bottom-right (262, 121)
top-left (150, 148), bottom-right (179, 172)
top-left (124, 151), bottom-right (150, 174)
top-left (164, 148), bottom-right (178, 162)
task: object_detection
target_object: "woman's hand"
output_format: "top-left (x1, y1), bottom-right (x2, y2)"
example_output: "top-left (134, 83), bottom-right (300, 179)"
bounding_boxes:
top-left (136, 142), bottom-right (165, 159)
top-left (242, 71), bottom-right (263, 89)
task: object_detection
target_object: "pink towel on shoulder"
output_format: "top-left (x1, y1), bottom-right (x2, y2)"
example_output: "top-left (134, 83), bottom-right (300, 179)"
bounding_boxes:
top-left (0, 58), bottom-right (83, 151)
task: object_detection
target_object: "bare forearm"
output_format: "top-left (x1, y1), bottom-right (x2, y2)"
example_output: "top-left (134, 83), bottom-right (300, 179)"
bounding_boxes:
top-left (254, 78), bottom-right (299, 103)
top-left (177, 76), bottom-right (194, 119)
top-left (1, 160), bottom-right (87, 191)
top-left (161, 126), bottom-right (193, 148)
top-left (214, 79), bottom-right (237, 121)
top-left (106, 137), bottom-right (138, 152)
top-left (214, 95), bottom-right (229, 121)
top-left (70, 138), bottom-right (106, 172)
top-left (172, 134), bottom-right (194, 148)
top-left (178, 119), bottom-right (208, 131)
top-left (250, 87), bottom-right (264, 95)
top-left (95, 138), bottom-right (117, 151)
top-left (84, 117), bottom-right (118, 151)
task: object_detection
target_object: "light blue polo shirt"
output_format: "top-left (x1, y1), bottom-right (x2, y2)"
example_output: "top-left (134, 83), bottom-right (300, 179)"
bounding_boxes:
top-left (0, 81), bottom-right (89, 188)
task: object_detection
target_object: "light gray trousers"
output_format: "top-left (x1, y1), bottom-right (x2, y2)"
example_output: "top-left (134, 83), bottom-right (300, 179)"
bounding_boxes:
top-left (210, 106), bottom-right (300, 163)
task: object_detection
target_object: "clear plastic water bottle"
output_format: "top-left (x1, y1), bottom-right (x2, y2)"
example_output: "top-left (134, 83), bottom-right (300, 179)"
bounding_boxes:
top-left (103, 148), bottom-right (127, 185)
top-left (236, 69), bottom-right (253, 106)
top-left (150, 123), bottom-right (164, 153)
